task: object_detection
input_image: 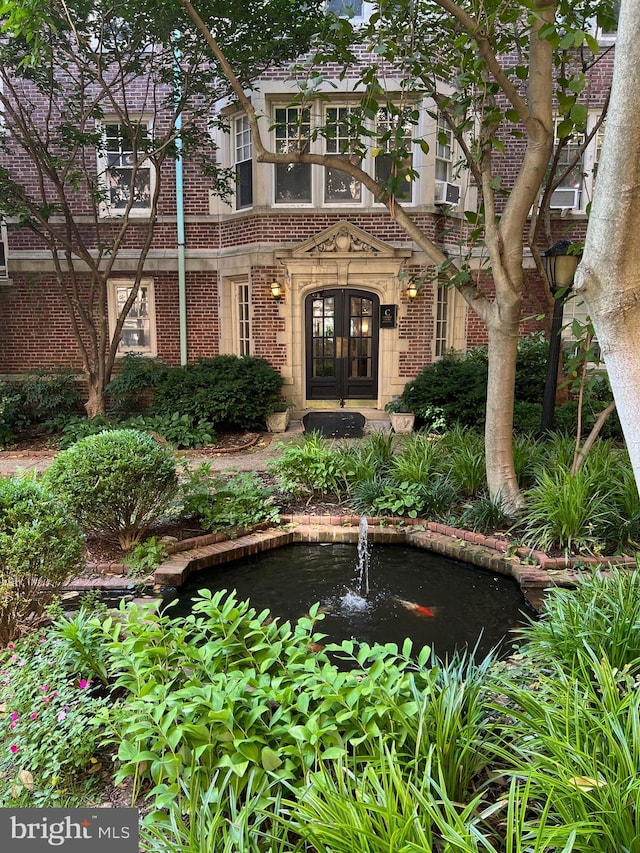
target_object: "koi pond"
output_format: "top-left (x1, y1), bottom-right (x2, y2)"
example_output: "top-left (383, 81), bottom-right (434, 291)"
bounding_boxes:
top-left (164, 525), bottom-right (532, 660)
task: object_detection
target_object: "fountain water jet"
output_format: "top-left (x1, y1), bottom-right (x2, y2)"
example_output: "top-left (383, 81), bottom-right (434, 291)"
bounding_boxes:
top-left (338, 517), bottom-right (371, 612)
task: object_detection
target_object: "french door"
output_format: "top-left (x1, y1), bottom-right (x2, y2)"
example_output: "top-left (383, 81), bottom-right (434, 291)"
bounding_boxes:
top-left (305, 288), bottom-right (379, 402)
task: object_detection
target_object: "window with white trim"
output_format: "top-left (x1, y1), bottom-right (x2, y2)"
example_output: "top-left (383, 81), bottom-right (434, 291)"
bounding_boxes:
top-left (234, 115), bottom-right (253, 210)
top-left (435, 112), bottom-right (454, 183)
top-left (375, 107), bottom-right (413, 202)
top-left (237, 281), bottom-right (251, 356)
top-left (0, 221), bottom-right (8, 278)
top-left (274, 107), bottom-right (312, 203)
top-left (434, 281), bottom-right (450, 358)
top-left (596, 1), bottom-right (619, 42)
top-left (325, 0), bottom-right (373, 21)
top-left (109, 279), bottom-right (156, 356)
top-left (324, 106), bottom-right (362, 203)
top-left (98, 121), bottom-right (154, 217)
top-left (550, 118), bottom-right (585, 210)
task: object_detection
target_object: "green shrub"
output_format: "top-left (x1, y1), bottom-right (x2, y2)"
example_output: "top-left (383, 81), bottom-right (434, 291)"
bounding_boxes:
top-left (181, 468), bottom-right (280, 531)
top-left (270, 432), bottom-right (356, 497)
top-left (401, 334), bottom-right (550, 431)
top-left (125, 412), bottom-right (216, 449)
top-left (45, 429), bottom-right (179, 551)
top-left (104, 353), bottom-right (168, 415)
top-left (0, 475), bottom-right (85, 644)
top-left (20, 369), bottom-right (83, 422)
top-left (57, 414), bottom-right (116, 448)
top-left (124, 537), bottom-right (170, 578)
top-left (152, 356), bottom-right (284, 430)
top-left (0, 382), bottom-right (29, 446)
top-left (402, 352), bottom-right (487, 429)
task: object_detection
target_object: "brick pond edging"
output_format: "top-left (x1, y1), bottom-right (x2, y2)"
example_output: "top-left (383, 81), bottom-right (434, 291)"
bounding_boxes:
top-left (70, 515), bottom-right (638, 611)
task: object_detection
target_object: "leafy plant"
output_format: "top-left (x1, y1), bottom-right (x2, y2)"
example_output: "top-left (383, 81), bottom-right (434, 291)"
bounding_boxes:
top-left (125, 412), bottom-right (215, 449)
top-left (181, 469), bottom-right (280, 531)
top-left (124, 536), bottom-right (170, 577)
top-left (45, 429), bottom-right (179, 550)
top-left (520, 467), bottom-right (615, 554)
top-left (269, 432), bottom-right (355, 498)
top-left (20, 369), bottom-right (83, 422)
top-left (0, 474), bottom-right (85, 644)
top-left (0, 630), bottom-right (112, 805)
top-left (459, 492), bottom-right (518, 533)
top-left (104, 353), bottom-right (168, 415)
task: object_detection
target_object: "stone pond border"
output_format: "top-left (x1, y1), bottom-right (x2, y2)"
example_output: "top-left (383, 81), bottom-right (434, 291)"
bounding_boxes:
top-left (73, 516), bottom-right (637, 612)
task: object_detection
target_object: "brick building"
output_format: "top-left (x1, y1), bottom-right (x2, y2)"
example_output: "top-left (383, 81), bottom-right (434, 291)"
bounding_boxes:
top-left (0, 5), bottom-right (617, 414)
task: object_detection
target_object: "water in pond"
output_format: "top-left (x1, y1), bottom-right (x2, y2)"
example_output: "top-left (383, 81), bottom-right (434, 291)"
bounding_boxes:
top-left (164, 538), bottom-right (533, 660)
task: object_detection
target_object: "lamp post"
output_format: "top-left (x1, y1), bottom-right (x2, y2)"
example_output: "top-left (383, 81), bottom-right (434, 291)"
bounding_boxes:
top-left (540, 240), bottom-right (580, 434)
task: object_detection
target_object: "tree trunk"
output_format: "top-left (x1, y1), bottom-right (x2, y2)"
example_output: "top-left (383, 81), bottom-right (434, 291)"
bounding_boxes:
top-left (84, 380), bottom-right (106, 418)
top-left (484, 307), bottom-right (523, 511)
top-left (574, 0), bottom-right (640, 489)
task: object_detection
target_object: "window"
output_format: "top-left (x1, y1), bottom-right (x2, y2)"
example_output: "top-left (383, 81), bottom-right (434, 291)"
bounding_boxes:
top-left (435, 112), bottom-right (454, 183)
top-left (324, 106), bottom-right (362, 203)
top-left (274, 107), bottom-right (312, 204)
top-left (434, 282), bottom-right (450, 358)
top-left (550, 118), bottom-right (585, 210)
top-left (108, 279), bottom-right (156, 356)
top-left (99, 121), bottom-right (154, 216)
top-left (375, 107), bottom-right (413, 202)
top-left (326, 0), bottom-right (363, 16)
top-left (234, 115), bottom-right (253, 209)
top-left (237, 281), bottom-right (251, 356)
top-left (0, 221), bottom-right (7, 278)
top-left (596, 1), bottom-right (619, 41)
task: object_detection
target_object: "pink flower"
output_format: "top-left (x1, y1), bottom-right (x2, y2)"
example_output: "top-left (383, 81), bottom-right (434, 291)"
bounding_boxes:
top-left (9, 745), bottom-right (18, 754)
top-left (40, 684), bottom-right (49, 693)
top-left (29, 712), bottom-right (38, 721)
top-left (56, 710), bottom-right (66, 722)
top-left (78, 679), bottom-right (91, 690)
top-left (7, 643), bottom-right (14, 650)
top-left (10, 712), bottom-right (18, 722)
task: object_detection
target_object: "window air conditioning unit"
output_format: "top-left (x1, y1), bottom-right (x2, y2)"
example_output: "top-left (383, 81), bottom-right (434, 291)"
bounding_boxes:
top-left (434, 180), bottom-right (461, 206)
top-left (550, 187), bottom-right (580, 210)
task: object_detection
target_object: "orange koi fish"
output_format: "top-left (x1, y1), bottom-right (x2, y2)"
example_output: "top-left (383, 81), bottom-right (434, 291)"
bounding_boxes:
top-left (394, 596), bottom-right (438, 618)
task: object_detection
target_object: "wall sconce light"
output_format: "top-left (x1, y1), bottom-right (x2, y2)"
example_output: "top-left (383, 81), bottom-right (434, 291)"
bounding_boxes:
top-left (406, 283), bottom-right (418, 299)
top-left (270, 281), bottom-right (283, 299)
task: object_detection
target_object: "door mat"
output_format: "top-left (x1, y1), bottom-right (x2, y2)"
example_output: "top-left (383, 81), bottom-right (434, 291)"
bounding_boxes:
top-left (303, 411), bottom-right (366, 439)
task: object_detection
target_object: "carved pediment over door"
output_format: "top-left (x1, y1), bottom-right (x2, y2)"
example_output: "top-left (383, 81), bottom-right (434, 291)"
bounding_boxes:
top-left (275, 221), bottom-right (412, 285)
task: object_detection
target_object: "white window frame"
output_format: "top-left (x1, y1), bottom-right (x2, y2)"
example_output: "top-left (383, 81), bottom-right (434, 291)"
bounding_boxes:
top-left (108, 278), bottom-right (157, 356)
top-left (234, 115), bottom-right (253, 210)
top-left (97, 119), bottom-right (155, 218)
top-left (325, 0), bottom-right (373, 23)
top-left (273, 106), bottom-right (313, 206)
top-left (373, 106), bottom-right (416, 205)
top-left (594, 1), bottom-right (619, 44)
top-left (0, 221), bottom-right (8, 278)
top-left (236, 279), bottom-right (252, 356)
top-left (323, 105), bottom-right (363, 206)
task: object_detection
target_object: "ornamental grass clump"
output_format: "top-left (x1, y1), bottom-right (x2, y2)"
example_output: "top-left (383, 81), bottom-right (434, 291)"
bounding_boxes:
top-left (0, 475), bottom-right (84, 645)
top-left (45, 429), bottom-right (179, 551)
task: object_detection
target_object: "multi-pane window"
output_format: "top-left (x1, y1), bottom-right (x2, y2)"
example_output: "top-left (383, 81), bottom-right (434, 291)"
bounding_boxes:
top-left (274, 107), bottom-right (312, 203)
top-left (0, 221), bottom-right (7, 278)
top-left (326, 0), bottom-right (363, 16)
top-left (109, 280), bottom-right (156, 355)
top-left (234, 116), bottom-right (253, 209)
top-left (435, 112), bottom-right (454, 183)
top-left (324, 107), bottom-right (362, 203)
top-left (434, 282), bottom-right (450, 358)
top-left (550, 118), bottom-right (585, 210)
top-left (237, 281), bottom-right (251, 356)
top-left (100, 122), bottom-right (153, 215)
top-left (375, 107), bottom-right (413, 202)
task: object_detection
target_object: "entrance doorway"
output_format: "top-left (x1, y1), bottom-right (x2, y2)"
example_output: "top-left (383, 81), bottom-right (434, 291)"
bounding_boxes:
top-left (305, 288), bottom-right (379, 402)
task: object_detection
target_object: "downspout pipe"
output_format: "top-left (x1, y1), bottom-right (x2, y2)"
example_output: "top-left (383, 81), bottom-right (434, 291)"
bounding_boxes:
top-left (174, 35), bottom-right (188, 365)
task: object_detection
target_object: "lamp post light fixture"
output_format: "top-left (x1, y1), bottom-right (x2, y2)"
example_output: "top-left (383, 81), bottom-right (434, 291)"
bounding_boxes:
top-left (539, 239), bottom-right (581, 434)
top-left (270, 281), bottom-right (283, 299)
top-left (406, 283), bottom-right (418, 299)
